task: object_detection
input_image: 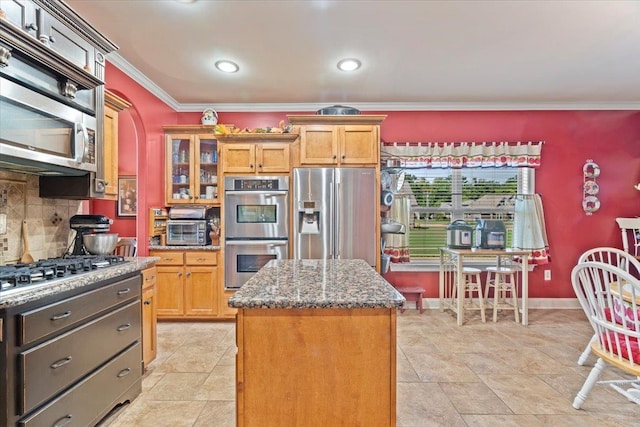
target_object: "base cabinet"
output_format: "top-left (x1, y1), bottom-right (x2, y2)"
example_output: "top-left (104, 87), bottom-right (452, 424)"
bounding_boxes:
top-left (151, 250), bottom-right (219, 319)
top-left (141, 266), bottom-right (157, 368)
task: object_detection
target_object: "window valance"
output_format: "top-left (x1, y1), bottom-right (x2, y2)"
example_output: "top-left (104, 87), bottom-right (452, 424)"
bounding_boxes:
top-left (381, 141), bottom-right (543, 168)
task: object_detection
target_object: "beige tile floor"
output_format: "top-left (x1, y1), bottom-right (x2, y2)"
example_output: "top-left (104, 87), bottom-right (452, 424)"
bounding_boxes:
top-left (100, 309), bottom-right (639, 427)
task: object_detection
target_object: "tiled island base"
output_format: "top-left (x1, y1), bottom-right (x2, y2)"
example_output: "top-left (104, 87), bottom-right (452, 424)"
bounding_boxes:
top-left (236, 308), bottom-right (396, 426)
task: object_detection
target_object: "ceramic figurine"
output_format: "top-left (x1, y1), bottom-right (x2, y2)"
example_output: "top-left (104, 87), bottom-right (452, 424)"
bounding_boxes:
top-left (201, 108), bottom-right (218, 125)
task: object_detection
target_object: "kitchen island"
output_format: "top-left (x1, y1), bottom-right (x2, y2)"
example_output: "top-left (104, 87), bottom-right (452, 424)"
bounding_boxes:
top-left (228, 259), bottom-right (404, 427)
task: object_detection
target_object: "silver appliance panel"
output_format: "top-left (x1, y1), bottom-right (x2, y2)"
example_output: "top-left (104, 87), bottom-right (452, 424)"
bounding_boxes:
top-left (224, 176), bottom-right (289, 240)
top-left (225, 240), bottom-right (288, 289)
top-left (166, 220), bottom-right (207, 246)
top-left (293, 167), bottom-right (377, 267)
top-left (0, 77), bottom-right (97, 175)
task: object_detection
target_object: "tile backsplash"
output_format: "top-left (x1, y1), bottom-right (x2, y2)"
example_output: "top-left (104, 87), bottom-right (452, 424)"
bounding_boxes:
top-left (0, 171), bottom-right (82, 265)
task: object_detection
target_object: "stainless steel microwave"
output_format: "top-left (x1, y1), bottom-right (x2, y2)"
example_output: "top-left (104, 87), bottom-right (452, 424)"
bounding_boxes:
top-left (0, 76), bottom-right (97, 176)
top-left (166, 220), bottom-right (208, 246)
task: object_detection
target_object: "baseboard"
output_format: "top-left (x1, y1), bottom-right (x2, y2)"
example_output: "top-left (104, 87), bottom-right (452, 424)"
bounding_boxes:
top-left (413, 298), bottom-right (581, 310)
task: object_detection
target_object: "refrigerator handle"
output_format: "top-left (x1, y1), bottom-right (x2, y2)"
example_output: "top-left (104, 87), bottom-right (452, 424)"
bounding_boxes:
top-left (335, 179), bottom-right (340, 259)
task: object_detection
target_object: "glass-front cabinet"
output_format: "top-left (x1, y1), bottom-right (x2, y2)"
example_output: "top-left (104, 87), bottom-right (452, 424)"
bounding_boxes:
top-left (164, 126), bottom-right (220, 205)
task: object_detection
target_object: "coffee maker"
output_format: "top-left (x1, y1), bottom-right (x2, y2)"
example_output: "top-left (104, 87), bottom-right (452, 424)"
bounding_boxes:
top-left (69, 214), bottom-right (113, 255)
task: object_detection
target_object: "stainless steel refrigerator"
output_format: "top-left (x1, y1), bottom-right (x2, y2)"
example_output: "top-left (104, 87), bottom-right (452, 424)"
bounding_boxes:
top-left (292, 167), bottom-right (377, 267)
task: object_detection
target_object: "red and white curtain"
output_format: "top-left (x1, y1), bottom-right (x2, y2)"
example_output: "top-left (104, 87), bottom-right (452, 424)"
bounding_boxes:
top-left (382, 141), bottom-right (542, 168)
top-left (382, 140), bottom-right (549, 265)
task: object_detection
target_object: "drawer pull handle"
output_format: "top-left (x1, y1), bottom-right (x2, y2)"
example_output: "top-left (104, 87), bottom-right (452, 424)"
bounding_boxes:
top-left (117, 288), bottom-right (131, 295)
top-left (145, 275), bottom-right (155, 281)
top-left (117, 323), bottom-right (131, 331)
top-left (117, 367), bottom-right (132, 378)
top-left (50, 356), bottom-right (73, 369)
top-left (50, 311), bottom-right (71, 321)
top-left (53, 414), bottom-right (73, 427)
top-left (197, 258), bottom-right (206, 262)
top-left (163, 257), bottom-right (174, 261)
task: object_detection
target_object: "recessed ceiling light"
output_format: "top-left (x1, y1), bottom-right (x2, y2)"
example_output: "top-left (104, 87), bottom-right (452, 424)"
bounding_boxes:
top-left (337, 58), bottom-right (361, 72)
top-left (215, 60), bottom-right (239, 73)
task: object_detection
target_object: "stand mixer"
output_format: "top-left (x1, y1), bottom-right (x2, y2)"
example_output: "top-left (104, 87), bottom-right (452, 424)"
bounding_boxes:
top-left (69, 214), bottom-right (113, 255)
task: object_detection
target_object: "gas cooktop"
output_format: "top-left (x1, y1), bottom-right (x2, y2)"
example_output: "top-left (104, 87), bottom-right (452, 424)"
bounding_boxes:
top-left (0, 255), bottom-right (128, 297)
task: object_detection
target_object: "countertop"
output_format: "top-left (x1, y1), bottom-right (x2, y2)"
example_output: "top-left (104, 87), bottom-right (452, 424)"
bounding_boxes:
top-left (148, 245), bottom-right (221, 251)
top-left (228, 259), bottom-right (405, 309)
top-left (0, 257), bottom-right (159, 308)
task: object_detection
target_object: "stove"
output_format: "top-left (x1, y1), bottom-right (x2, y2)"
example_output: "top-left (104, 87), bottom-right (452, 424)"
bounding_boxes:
top-left (0, 255), bottom-right (128, 297)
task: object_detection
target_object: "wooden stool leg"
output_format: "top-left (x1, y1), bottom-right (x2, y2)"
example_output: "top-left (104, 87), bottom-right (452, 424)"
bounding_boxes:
top-left (417, 292), bottom-right (424, 314)
top-left (475, 274), bottom-right (486, 323)
top-left (510, 273), bottom-right (520, 323)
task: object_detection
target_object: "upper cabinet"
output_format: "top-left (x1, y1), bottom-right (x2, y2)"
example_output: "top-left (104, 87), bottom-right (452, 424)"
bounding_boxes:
top-left (288, 115), bottom-right (386, 166)
top-left (103, 90), bottom-right (131, 200)
top-left (218, 133), bottom-right (298, 175)
top-left (164, 125), bottom-right (222, 205)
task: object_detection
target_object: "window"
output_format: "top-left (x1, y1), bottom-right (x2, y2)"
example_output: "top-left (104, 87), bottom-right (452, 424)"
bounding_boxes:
top-left (395, 166), bottom-right (534, 260)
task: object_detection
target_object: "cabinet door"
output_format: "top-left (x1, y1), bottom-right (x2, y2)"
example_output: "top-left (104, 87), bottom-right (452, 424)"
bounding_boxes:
top-left (37, 9), bottom-right (95, 73)
top-left (221, 290), bottom-right (238, 318)
top-left (221, 143), bottom-right (256, 173)
top-left (155, 266), bottom-right (184, 317)
top-left (184, 266), bottom-right (218, 316)
top-left (141, 285), bottom-right (156, 367)
top-left (103, 103), bottom-right (119, 200)
top-left (299, 126), bottom-right (338, 165)
top-left (194, 136), bottom-right (219, 204)
top-left (257, 143), bottom-right (290, 173)
top-left (166, 134), bottom-right (195, 205)
top-left (1, 0), bottom-right (38, 37)
top-left (339, 125), bottom-right (379, 165)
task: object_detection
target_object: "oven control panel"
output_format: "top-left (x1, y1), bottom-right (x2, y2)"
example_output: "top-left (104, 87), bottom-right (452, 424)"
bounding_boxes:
top-left (227, 176), bottom-right (289, 191)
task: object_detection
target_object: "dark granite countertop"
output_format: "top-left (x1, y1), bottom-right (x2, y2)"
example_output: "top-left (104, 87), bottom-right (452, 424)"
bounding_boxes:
top-left (148, 245), bottom-right (221, 251)
top-left (228, 259), bottom-right (405, 309)
top-left (0, 257), bottom-right (159, 308)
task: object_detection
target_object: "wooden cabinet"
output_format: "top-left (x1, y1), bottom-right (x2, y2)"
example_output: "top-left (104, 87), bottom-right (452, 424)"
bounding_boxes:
top-left (150, 250), bottom-right (219, 319)
top-left (288, 115), bottom-right (386, 166)
top-left (219, 133), bottom-right (297, 175)
top-left (141, 266), bottom-right (157, 368)
top-left (221, 290), bottom-right (238, 318)
top-left (164, 125), bottom-right (227, 205)
top-left (103, 90), bottom-right (131, 200)
top-left (1, 1), bottom-right (38, 37)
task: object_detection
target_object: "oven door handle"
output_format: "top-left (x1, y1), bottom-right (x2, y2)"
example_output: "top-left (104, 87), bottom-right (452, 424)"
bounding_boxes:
top-left (225, 190), bottom-right (288, 196)
top-left (225, 240), bottom-right (288, 246)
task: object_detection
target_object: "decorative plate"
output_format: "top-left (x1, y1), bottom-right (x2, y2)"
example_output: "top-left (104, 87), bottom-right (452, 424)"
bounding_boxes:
top-left (201, 108), bottom-right (218, 125)
top-left (583, 180), bottom-right (599, 195)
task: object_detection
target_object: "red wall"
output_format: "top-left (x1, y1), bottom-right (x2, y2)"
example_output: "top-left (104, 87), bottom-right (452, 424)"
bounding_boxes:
top-left (103, 65), bottom-right (640, 298)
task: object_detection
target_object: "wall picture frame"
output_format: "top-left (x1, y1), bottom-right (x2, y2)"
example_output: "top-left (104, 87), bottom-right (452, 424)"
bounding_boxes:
top-left (117, 176), bottom-right (137, 217)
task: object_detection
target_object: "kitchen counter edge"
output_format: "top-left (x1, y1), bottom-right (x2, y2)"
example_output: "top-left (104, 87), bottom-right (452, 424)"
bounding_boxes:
top-left (0, 257), bottom-right (160, 308)
top-left (229, 259), bottom-right (405, 310)
top-left (148, 245), bottom-right (221, 251)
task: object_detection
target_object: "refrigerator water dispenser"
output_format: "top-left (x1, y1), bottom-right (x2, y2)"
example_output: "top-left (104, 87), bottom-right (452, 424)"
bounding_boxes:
top-left (298, 201), bottom-right (320, 234)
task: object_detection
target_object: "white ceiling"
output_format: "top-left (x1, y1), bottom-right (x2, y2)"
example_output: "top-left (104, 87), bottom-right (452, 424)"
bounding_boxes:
top-left (65, 0), bottom-right (640, 112)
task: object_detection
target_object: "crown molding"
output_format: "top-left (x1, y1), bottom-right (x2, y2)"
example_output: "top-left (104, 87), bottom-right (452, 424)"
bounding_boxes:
top-left (108, 54), bottom-right (640, 113)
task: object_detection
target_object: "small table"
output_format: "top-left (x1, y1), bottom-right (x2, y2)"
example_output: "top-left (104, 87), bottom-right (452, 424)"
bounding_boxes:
top-left (439, 247), bottom-right (530, 326)
top-left (396, 286), bottom-right (425, 313)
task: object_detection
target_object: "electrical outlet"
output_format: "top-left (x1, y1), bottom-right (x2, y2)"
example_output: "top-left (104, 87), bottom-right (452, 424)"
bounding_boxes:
top-left (544, 270), bottom-right (551, 281)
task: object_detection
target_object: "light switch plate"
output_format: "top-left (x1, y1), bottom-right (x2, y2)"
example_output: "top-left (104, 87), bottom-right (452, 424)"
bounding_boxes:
top-left (0, 214), bottom-right (6, 234)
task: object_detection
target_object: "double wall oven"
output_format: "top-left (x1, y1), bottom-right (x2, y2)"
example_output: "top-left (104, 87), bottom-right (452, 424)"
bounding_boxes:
top-left (224, 176), bottom-right (289, 289)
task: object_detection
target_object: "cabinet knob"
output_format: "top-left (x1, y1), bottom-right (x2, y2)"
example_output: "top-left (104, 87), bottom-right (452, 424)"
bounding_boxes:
top-left (258, 164), bottom-right (262, 169)
top-left (186, 271), bottom-right (192, 277)
top-left (341, 155), bottom-right (345, 160)
top-left (177, 272), bottom-right (183, 277)
top-left (25, 22), bottom-right (38, 31)
top-left (333, 155), bottom-right (337, 160)
top-left (144, 300), bottom-right (151, 305)
top-left (250, 164), bottom-right (254, 169)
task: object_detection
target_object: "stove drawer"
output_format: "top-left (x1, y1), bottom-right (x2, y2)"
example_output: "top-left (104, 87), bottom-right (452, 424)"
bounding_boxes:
top-left (18, 275), bottom-right (141, 346)
top-left (19, 300), bottom-right (141, 415)
top-left (19, 341), bottom-right (142, 427)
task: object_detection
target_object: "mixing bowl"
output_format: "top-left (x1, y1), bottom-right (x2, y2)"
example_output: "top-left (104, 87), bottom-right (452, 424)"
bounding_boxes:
top-left (83, 233), bottom-right (119, 255)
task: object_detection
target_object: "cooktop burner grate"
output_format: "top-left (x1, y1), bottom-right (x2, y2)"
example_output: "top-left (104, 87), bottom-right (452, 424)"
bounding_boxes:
top-left (0, 255), bottom-right (128, 296)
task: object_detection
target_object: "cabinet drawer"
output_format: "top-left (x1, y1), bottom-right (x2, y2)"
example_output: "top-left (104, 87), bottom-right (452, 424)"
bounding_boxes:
top-left (19, 341), bottom-right (142, 427)
top-left (142, 266), bottom-right (157, 290)
top-left (185, 252), bottom-right (217, 266)
top-left (19, 301), bottom-right (141, 414)
top-left (19, 275), bottom-right (141, 346)
top-left (152, 251), bottom-right (185, 265)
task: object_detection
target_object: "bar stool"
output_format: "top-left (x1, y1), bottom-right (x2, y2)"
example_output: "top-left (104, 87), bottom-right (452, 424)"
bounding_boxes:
top-left (452, 267), bottom-right (486, 323)
top-left (485, 265), bottom-right (520, 323)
